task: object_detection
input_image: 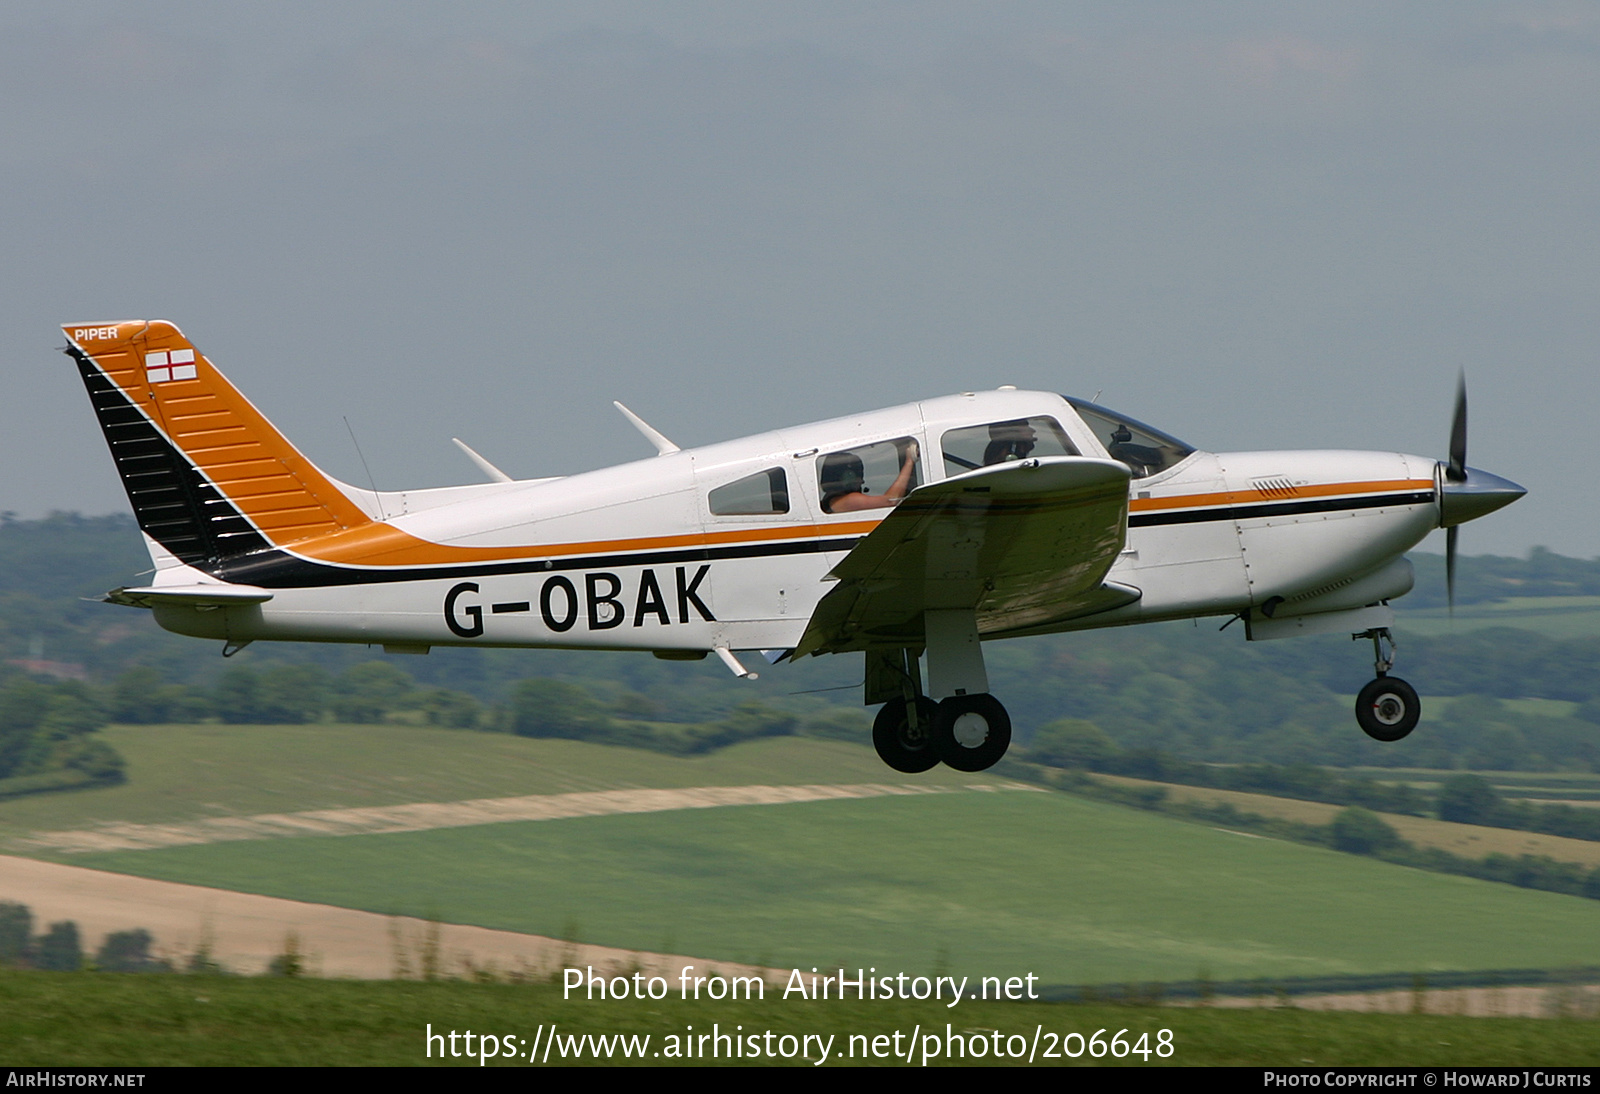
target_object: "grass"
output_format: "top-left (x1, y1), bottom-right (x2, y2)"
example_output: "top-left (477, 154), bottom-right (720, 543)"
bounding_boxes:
top-left (1397, 598), bottom-right (1600, 638)
top-left (3, 971), bottom-right (1598, 1066)
top-left (0, 727), bottom-right (995, 841)
top-left (1343, 767), bottom-right (1600, 805)
top-left (60, 790), bottom-right (1600, 987)
top-left (1096, 774), bottom-right (1600, 867)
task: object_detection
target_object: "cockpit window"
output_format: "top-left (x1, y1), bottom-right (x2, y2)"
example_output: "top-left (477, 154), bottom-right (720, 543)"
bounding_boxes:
top-left (941, 416), bottom-right (1078, 476)
top-left (816, 437), bottom-right (921, 515)
top-left (709, 468), bottom-right (789, 516)
top-left (1067, 397), bottom-right (1195, 479)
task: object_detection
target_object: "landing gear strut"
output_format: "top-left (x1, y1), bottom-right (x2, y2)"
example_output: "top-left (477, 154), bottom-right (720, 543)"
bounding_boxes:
top-left (1353, 627), bottom-right (1420, 742)
top-left (865, 614), bottom-right (1014, 773)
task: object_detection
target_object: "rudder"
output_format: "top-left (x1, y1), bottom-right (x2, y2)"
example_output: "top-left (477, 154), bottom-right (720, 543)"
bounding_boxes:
top-left (63, 321), bottom-right (371, 572)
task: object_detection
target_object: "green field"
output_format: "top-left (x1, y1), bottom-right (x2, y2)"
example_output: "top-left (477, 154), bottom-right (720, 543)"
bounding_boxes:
top-left (1345, 765), bottom-right (1600, 803)
top-left (62, 787), bottom-right (1600, 986)
top-left (4, 971), bottom-right (1598, 1067)
top-left (1397, 597), bottom-right (1600, 638)
top-left (0, 725), bottom-right (992, 840)
top-left (14, 724), bottom-right (1600, 990)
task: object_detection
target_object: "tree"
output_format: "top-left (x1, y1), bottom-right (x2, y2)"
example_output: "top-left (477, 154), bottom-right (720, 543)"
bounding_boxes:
top-left (34, 921), bottom-right (82, 971)
top-left (213, 667), bottom-right (263, 724)
top-left (418, 688), bottom-right (482, 729)
top-left (1437, 774), bottom-right (1504, 826)
top-left (1029, 718), bottom-right (1118, 769)
top-left (0, 901), bottom-right (31, 966)
top-left (95, 928), bottom-right (168, 973)
top-left (330, 662), bottom-right (414, 724)
top-left (1330, 807), bottom-right (1401, 855)
top-left (255, 664), bottom-right (330, 724)
top-left (802, 707), bottom-right (870, 742)
top-left (508, 679), bottom-right (610, 739)
top-left (109, 667), bottom-right (201, 724)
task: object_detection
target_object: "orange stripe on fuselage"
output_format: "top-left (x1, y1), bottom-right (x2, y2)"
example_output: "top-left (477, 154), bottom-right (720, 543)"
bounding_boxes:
top-left (286, 478), bottom-right (1434, 571)
top-left (1128, 479), bottom-right (1434, 514)
top-left (282, 516), bottom-right (891, 568)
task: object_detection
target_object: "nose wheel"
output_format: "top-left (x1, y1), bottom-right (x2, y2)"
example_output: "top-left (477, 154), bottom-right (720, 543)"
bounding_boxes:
top-left (1356, 676), bottom-right (1420, 742)
top-left (1353, 627), bottom-right (1420, 742)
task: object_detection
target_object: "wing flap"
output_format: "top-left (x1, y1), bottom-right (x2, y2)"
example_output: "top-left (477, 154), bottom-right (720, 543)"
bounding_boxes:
top-left (796, 457), bottom-right (1135, 655)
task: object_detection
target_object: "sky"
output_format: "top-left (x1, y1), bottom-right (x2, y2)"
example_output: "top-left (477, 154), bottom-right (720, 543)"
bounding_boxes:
top-left (2, 2), bottom-right (1595, 558)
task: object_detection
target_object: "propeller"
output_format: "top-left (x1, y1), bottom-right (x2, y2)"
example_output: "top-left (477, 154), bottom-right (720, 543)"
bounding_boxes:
top-left (1435, 373), bottom-right (1526, 613)
top-left (1446, 374), bottom-right (1466, 612)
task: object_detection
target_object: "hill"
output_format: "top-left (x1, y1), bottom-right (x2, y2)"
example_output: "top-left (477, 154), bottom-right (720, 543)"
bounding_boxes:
top-left (9, 725), bottom-right (1600, 986)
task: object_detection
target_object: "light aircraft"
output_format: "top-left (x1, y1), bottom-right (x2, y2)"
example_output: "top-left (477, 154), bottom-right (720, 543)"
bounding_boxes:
top-left (63, 320), bottom-right (1524, 773)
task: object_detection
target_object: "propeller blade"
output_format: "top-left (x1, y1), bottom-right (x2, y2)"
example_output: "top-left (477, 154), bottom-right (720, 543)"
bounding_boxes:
top-left (1446, 524), bottom-right (1458, 615)
top-left (1447, 372), bottom-right (1468, 483)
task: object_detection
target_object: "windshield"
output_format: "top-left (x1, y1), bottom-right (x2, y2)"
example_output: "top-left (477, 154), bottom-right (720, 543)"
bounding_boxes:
top-left (1066, 397), bottom-right (1195, 479)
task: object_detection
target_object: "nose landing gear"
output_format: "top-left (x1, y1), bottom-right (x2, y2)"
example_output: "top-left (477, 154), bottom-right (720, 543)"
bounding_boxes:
top-left (1353, 627), bottom-right (1420, 742)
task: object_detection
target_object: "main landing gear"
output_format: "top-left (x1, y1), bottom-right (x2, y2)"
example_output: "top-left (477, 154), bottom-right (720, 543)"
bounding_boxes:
top-left (873, 696), bottom-right (940, 773)
top-left (1353, 627), bottom-right (1420, 743)
top-left (872, 691), bottom-right (1014, 773)
top-left (866, 611), bottom-right (1014, 773)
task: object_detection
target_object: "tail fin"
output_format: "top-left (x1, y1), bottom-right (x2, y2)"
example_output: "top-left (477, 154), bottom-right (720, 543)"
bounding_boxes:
top-left (63, 321), bottom-right (371, 570)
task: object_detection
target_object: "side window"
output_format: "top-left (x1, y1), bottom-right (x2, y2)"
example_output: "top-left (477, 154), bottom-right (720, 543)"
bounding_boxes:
top-left (940, 416), bottom-right (1078, 475)
top-left (816, 437), bottom-right (921, 515)
top-left (709, 468), bottom-right (789, 516)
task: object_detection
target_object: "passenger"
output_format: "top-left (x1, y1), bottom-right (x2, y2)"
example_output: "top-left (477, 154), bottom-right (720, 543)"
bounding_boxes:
top-left (982, 420), bottom-right (1037, 465)
top-left (820, 440), bottom-right (919, 513)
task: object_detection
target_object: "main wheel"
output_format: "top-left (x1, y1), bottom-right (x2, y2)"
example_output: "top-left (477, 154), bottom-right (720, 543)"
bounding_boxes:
top-left (932, 694), bottom-right (1012, 772)
top-left (1355, 677), bottom-right (1420, 742)
top-left (872, 696), bottom-right (942, 773)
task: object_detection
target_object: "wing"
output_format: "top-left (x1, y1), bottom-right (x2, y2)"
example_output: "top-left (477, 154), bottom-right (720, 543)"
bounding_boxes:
top-left (795, 456), bottom-right (1139, 656)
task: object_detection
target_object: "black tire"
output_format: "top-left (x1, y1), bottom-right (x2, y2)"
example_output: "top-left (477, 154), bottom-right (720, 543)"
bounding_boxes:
top-left (872, 697), bottom-right (942, 773)
top-left (932, 694), bottom-right (1012, 772)
top-left (1355, 677), bottom-right (1421, 742)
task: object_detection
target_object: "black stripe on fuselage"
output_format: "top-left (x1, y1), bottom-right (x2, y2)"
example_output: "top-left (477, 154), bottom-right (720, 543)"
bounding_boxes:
top-left (209, 535), bottom-right (868, 589)
top-left (223, 488), bottom-right (1430, 589)
top-left (1129, 491), bottom-right (1434, 528)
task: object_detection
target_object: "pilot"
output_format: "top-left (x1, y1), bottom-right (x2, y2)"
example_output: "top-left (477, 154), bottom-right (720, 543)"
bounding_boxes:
top-left (820, 440), bottom-right (919, 513)
top-left (1108, 423), bottom-right (1166, 477)
top-left (982, 419), bottom-right (1037, 465)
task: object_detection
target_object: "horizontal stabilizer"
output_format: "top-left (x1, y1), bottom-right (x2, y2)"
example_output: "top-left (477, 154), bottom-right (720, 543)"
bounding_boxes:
top-left (104, 584), bottom-right (274, 609)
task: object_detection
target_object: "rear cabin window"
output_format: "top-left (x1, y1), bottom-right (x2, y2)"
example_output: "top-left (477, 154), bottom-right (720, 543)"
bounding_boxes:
top-left (940, 416), bottom-right (1079, 476)
top-left (708, 468), bottom-right (789, 515)
top-left (816, 437), bottom-right (921, 514)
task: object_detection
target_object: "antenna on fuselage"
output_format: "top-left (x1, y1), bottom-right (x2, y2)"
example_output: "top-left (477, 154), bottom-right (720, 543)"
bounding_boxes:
top-left (451, 438), bottom-right (513, 483)
top-left (613, 401), bottom-right (681, 456)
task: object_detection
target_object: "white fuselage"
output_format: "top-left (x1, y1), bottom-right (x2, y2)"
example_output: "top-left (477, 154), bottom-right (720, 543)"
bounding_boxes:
top-left (149, 390), bottom-right (1437, 653)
